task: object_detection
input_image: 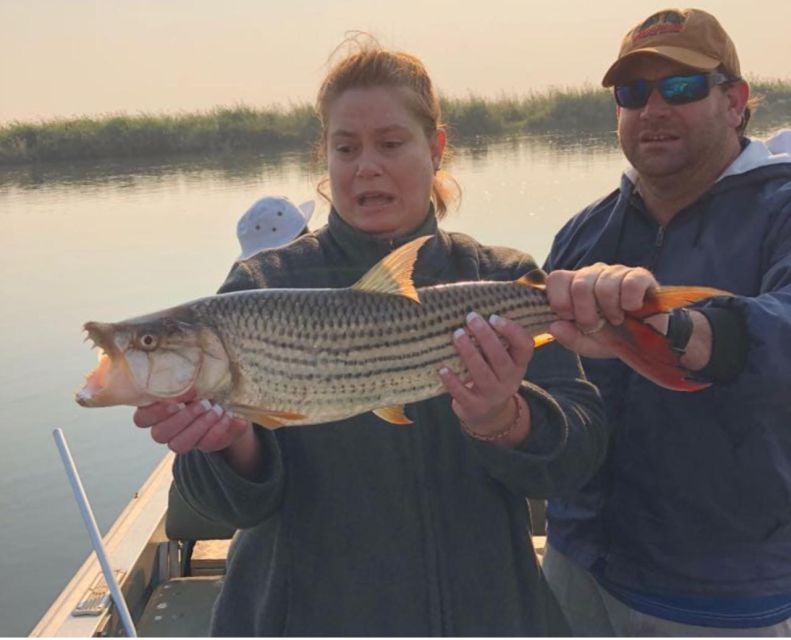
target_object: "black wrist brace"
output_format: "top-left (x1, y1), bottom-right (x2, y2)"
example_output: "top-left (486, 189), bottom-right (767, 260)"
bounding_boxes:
top-left (665, 307), bottom-right (694, 354)
top-left (695, 307), bottom-right (748, 383)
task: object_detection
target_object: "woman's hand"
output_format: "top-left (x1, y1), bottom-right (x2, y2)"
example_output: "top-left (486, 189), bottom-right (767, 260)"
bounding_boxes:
top-left (439, 312), bottom-right (534, 446)
top-left (133, 391), bottom-right (262, 478)
top-left (545, 263), bottom-right (658, 358)
top-left (133, 390), bottom-right (251, 454)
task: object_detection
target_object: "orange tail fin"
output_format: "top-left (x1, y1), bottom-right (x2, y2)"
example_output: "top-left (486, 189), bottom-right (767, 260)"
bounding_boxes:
top-left (631, 285), bottom-right (731, 318)
top-left (597, 285), bottom-right (731, 392)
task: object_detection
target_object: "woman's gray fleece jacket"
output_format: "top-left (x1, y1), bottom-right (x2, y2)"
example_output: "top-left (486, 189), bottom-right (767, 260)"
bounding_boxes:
top-left (173, 211), bottom-right (607, 636)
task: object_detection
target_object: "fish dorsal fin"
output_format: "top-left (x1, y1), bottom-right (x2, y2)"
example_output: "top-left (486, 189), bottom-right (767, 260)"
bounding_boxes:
top-left (351, 236), bottom-right (432, 303)
top-left (373, 405), bottom-right (413, 425)
top-left (516, 268), bottom-right (547, 289)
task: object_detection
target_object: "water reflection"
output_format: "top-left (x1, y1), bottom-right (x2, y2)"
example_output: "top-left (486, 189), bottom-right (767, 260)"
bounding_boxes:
top-left (5, 125), bottom-right (788, 195)
top-left (0, 148), bottom-right (321, 192)
top-left (0, 133), bottom-right (622, 192)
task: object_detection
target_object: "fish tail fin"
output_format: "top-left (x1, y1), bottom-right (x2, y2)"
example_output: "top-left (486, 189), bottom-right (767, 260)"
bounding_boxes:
top-left (605, 317), bottom-right (711, 392)
top-left (603, 285), bottom-right (731, 392)
top-left (631, 285), bottom-right (731, 318)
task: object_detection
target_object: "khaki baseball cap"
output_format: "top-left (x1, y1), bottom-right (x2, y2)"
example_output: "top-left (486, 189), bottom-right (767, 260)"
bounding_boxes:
top-left (602, 8), bottom-right (741, 87)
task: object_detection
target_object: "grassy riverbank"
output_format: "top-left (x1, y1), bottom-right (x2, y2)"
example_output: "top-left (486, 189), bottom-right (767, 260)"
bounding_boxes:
top-left (1, 80), bottom-right (789, 165)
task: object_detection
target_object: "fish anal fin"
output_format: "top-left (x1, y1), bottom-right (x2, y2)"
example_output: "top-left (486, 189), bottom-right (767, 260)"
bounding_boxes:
top-left (515, 268), bottom-right (547, 289)
top-left (351, 236), bottom-right (432, 303)
top-left (228, 403), bottom-right (306, 428)
top-left (373, 405), bottom-right (413, 425)
top-left (631, 285), bottom-right (732, 318)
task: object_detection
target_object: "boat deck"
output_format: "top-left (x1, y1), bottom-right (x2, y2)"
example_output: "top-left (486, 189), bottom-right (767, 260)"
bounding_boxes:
top-left (135, 536), bottom-right (547, 637)
top-left (31, 450), bottom-right (547, 637)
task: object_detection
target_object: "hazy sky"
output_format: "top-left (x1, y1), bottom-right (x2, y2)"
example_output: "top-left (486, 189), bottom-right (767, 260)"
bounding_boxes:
top-left (1, 0), bottom-right (789, 123)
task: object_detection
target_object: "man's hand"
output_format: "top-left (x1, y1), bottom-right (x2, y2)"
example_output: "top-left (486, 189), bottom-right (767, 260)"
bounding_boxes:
top-left (546, 263), bottom-right (658, 358)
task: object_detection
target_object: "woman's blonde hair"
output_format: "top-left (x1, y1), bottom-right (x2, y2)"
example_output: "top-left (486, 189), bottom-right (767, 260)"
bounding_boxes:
top-left (315, 34), bottom-right (460, 218)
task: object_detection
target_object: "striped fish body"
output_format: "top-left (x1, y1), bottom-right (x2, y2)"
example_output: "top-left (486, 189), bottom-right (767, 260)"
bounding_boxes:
top-left (194, 280), bottom-right (556, 425)
top-left (77, 235), bottom-right (726, 420)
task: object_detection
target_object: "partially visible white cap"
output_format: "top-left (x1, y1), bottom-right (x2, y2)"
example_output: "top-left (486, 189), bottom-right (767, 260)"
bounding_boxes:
top-left (766, 129), bottom-right (791, 157)
top-left (236, 196), bottom-right (315, 261)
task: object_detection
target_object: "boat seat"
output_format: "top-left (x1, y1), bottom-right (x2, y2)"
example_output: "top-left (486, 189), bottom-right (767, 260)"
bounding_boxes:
top-left (136, 576), bottom-right (223, 637)
top-left (165, 482), bottom-right (235, 577)
top-left (134, 485), bottom-right (234, 636)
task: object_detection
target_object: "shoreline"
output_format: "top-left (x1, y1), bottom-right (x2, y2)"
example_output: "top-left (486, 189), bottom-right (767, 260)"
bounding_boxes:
top-left (2, 80), bottom-right (789, 166)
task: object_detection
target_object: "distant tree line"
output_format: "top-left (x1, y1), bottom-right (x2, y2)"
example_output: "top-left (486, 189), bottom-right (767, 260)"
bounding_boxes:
top-left (0, 80), bottom-right (788, 166)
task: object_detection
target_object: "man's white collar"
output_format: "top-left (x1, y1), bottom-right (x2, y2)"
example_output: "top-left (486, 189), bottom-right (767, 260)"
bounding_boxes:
top-left (719, 129), bottom-right (791, 180)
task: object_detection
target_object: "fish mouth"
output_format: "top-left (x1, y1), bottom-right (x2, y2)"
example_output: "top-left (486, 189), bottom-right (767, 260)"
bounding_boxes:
top-left (356, 191), bottom-right (395, 208)
top-left (75, 349), bottom-right (114, 406)
top-left (76, 321), bottom-right (139, 407)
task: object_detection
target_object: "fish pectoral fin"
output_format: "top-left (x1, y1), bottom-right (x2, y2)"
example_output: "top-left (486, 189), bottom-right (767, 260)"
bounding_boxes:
top-left (350, 236), bottom-right (432, 303)
top-left (515, 268), bottom-right (547, 289)
top-left (533, 332), bottom-right (555, 348)
top-left (630, 285), bottom-right (732, 318)
top-left (228, 403), bottom-right (306, 428)
top-left (373, 405), bottom-right (413, 425)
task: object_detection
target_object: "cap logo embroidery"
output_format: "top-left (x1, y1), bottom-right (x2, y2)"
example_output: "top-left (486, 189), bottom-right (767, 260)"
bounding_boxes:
top-left (633, 10), bottom-right (685, 43)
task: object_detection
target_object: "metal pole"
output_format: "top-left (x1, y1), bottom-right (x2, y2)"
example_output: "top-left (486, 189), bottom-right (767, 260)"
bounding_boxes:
top-left (52, 428), bottom-right (138, 637)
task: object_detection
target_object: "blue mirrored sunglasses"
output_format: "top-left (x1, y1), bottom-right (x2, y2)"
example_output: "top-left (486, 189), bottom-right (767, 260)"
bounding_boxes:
top-left (614, 72), bottom-right (733, 109)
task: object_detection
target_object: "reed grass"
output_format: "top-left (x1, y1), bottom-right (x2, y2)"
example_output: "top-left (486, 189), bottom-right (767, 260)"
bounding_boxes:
top-left (1, 80), bottom-right (788, 166)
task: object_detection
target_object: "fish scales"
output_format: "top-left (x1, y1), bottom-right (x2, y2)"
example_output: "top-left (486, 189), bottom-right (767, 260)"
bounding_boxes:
top-left (192, 281), bottom-right (555, 424)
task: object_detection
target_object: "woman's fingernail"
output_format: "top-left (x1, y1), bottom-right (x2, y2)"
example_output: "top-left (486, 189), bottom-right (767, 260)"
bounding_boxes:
top-left (466, 311), bottom-right (483, 327)
top-left (453, 327), bottom-right (466, 340)
top-left (199, 399), bottom-right (212, 412)
top-left (489, 314), bottom-right (505, 327)
top-left (439, 367), bottom-right (450, 377)
top-left (211, 404), bottom-right (224, 417)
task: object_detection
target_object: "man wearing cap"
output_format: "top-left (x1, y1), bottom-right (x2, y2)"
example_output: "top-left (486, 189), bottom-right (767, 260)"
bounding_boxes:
top-left (541, 8), bottom-right (791, 636)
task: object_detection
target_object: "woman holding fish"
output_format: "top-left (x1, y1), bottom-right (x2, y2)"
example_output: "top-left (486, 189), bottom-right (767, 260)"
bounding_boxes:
top-left (131, 40), bottom-right (608, 635)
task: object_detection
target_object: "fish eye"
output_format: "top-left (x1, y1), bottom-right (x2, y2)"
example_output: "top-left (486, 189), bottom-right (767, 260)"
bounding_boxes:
top-left (277, 211), bottom-right (283, 216)
top-left (137, 333), bottom-right (159, 351)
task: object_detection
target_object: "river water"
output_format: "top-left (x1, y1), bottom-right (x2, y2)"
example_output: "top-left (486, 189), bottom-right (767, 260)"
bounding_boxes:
top-left (0, 130), bottom-right (776, 635)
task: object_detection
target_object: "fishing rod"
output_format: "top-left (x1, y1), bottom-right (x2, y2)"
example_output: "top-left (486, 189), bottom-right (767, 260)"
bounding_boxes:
top-left (52, 428), bottom-right (137, 638)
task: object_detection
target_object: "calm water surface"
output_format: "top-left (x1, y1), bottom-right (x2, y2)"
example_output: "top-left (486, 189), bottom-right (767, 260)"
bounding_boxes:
top-left (0, 134), bottom-right (628, 635)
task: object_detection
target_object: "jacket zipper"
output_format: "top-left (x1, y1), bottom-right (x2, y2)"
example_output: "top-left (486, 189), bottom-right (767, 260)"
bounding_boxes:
top-left (655, 226), bottom-right (665, 248)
